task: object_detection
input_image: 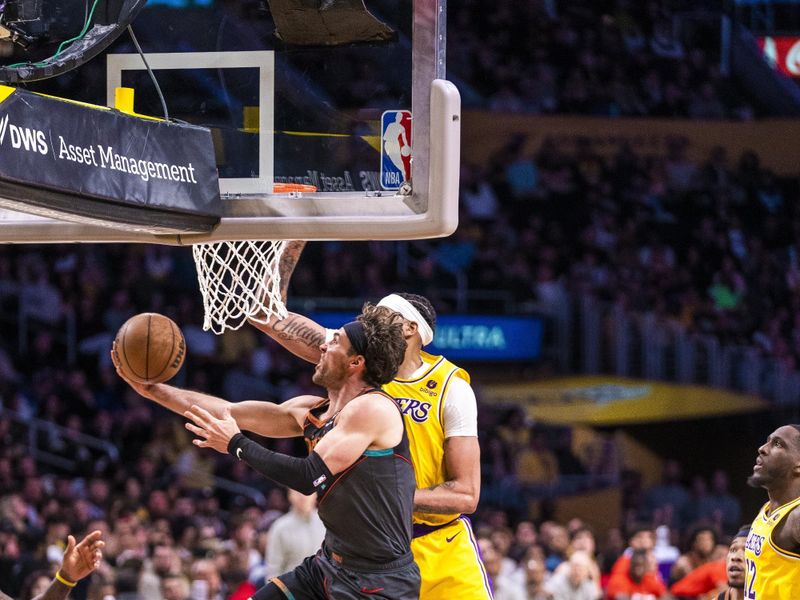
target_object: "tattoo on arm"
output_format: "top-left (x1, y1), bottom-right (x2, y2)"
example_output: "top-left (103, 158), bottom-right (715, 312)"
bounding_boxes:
top-left (415, 481), bottom-right (461, 514)
top-left (271, 315), bottom-right (325, 349)
top-left (427, 481), bottom-right (456, 492)
top-left (278, 241), bottom-right (306, 301)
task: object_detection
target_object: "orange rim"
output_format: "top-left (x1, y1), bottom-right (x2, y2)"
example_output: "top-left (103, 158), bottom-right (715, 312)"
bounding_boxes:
top-left (273, 183), bottom-right (318, 193)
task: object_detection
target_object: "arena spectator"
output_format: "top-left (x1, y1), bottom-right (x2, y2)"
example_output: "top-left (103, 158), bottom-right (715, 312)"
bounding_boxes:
top-left (508, 520), bottom-right (538, 563)
top-left (641, 460), bottom-right (690, 529)
top-left (264, 490), bottom-right (325, 578)
top-left (479, 536), bottom-right (527, 600)
top-left (523, 555), bottom-right (553, 600)
top-left (652, 525), bottom-right (680, 582)
top-left (516, 432), bottom-right (560, 491)
top-left (554, 525), bottom-right (602, 596)
top-left (609, 524), bottom-right (663, 596)
top-left (703, 471), bottom-right (742, 534)
top-left (606, 548), bottom-right (668, 599)
top-left (189, 558), bottom-right (225, 600)
top-left (670, 525), bottom-right (718, 583)
top-left (162, 574), bottom-right (191, 600)
top-left (544, 550), bottom-right (599, 599)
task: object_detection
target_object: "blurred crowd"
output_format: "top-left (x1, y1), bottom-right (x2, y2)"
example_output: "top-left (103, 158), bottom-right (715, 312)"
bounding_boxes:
top-left (450, 133), bottom-right (800, 369)
top-left (450, 0), bottom-right (754, 119)
top-left (0, 433), bottom-right (747, 600)
top-left (0, 0), bottom-right (794, 598)
top-left (0, 240), bottom-right (749, 598)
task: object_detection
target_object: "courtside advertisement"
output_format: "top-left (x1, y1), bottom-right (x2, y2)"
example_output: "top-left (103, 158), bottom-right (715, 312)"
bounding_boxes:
top-left (380, 109), bottom-right (412, 190)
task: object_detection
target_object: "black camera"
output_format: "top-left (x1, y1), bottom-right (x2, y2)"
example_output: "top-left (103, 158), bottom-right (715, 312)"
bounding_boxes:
top-left (1, 0), bottom-right (145, 82)
top-left (0, 0), bottom-right (93, 48)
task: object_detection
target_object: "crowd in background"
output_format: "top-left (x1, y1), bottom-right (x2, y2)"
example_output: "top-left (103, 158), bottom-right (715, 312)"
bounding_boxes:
top-left (458, 135), bottom-right (800, 369)
top-left (449, 0), bottom-right (754, 119)
top-left (0, 291), bottom-right (751, 599)
top-left (0, 250), bottom-right (752, 598)
top-left (0, 422), bottom-right (746, 600)
top-left (0, 0), bottom-right (795, 597)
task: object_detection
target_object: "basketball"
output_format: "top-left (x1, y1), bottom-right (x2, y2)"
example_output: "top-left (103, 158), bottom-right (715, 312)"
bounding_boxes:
top-left (113, 313), bottom-right (186, 384)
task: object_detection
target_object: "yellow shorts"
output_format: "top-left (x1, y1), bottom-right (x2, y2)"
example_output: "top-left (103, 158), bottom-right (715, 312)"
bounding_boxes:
top-left (411, 516), bottom-right (493, 599)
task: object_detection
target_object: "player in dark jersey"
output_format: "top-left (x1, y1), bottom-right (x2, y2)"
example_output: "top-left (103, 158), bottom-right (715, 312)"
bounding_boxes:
top-left (112, 304), bottom-right (420, 599)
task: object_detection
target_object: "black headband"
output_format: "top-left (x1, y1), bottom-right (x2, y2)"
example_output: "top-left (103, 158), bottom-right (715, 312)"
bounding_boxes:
top-left (735, 526), bottom-right (750, 539)
top-left (343, 321), bottom-right (368, 356)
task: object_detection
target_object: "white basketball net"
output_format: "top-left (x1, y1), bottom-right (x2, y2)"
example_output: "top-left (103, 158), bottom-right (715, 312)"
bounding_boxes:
top-left (192, 240), bottom-right (289, 334)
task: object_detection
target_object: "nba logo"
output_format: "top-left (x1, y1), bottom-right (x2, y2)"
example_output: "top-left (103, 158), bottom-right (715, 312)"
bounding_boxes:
top-left (380, 110), bottom-right (412, 190)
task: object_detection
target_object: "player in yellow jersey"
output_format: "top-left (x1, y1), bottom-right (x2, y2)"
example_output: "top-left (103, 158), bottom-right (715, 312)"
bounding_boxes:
top-left (743, 424), bottom-right (800, 599)
top-left (249, 241), bottom-right (492, 599)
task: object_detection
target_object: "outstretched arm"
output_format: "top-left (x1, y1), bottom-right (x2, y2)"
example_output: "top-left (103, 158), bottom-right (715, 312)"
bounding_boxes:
top-left (247, 241), bottom-right (327, 364)
top-left (257, 311), bottom-right (327, 364)
top-left (112, 349), bottom-right (312, 438)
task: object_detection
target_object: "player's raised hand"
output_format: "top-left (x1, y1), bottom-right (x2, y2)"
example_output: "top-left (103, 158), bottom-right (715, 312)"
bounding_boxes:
top-left (59, 530), bottom-right (104, 583)
top-left (185, 405), bottom-right (241, 454)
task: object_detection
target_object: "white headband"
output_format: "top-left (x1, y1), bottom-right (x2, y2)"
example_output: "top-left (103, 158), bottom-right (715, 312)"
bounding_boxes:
top-left (378, 294), bottom-right (434, 346)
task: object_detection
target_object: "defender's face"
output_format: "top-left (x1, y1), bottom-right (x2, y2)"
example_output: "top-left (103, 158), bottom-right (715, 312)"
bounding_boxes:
top-left (726, 538), bottom-right (745, 588)
top-left (748, 426), bottom-right (800, 488)
top-left (313, 329), bottom-right (353, 387)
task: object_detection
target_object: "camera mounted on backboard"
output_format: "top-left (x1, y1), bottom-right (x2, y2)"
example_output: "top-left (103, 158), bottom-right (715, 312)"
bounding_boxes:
top-left (0, 0), bottom-right (147, 83)
top-left (0, 0), bottom-right (86, 49)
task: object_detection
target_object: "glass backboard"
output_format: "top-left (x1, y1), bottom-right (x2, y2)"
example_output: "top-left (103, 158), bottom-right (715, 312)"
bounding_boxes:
top-left (0, 0), bottom-right (459, 243)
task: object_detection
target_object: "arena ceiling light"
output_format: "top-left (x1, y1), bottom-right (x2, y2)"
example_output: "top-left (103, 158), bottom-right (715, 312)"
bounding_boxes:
top-left (0, 0), bottom-right (147, 83)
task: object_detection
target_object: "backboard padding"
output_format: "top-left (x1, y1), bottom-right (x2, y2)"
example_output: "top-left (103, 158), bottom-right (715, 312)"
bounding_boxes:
top-left (0, 0), bottom-right (459, 243)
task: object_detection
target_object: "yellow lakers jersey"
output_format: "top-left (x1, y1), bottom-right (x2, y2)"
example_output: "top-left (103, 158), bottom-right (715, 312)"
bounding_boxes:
top-left (382, 351), bottom-right (470, 526)
top-left (744, 496), bottom-right (800, 599)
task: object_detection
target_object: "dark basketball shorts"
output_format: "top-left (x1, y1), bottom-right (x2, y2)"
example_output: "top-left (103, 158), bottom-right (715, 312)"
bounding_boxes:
top-left (252, 547), bottom-right (420, 600)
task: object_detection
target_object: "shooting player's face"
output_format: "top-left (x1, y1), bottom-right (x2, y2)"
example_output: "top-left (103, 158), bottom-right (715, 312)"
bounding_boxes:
top-left (313, 329), bottom-right (354, 388)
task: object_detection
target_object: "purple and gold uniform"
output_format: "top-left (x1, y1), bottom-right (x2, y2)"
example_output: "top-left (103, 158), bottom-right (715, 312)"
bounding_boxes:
top-left (744, 496), bottom-right (800, 599)
top-left (384, 352), bottom-right (492, 599)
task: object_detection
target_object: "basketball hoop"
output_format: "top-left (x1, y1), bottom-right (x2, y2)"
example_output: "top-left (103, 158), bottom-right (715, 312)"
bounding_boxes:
top-left (192, 184), bottom-right (317, 334)
top-left (193, 239), bottom-right (288, 334)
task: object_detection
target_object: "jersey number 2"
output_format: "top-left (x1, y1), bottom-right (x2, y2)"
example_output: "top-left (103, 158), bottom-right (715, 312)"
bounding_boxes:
top-left (745, 558), bottom-right (757, 599)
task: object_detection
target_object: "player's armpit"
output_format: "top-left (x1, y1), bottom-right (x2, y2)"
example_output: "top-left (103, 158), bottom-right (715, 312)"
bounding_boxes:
top-left (414, 436), bottom-right (480, 514)
top-left (787, 506), bottom-right (800, 549)
top-left (232, 395), bottom-right (319, 438)
top-left (250, 312), bottom-right (326, 364)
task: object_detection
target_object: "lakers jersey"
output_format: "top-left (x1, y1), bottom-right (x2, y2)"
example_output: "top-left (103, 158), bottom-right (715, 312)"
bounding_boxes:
top-left (382, 351), bottom-right (470, 526)
top-left (744, 496), bottom-right (800, 599)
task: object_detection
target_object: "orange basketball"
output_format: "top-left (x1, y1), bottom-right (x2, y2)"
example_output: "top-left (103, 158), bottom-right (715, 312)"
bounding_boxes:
top-left (113, 313), bottom-right (186, 384)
